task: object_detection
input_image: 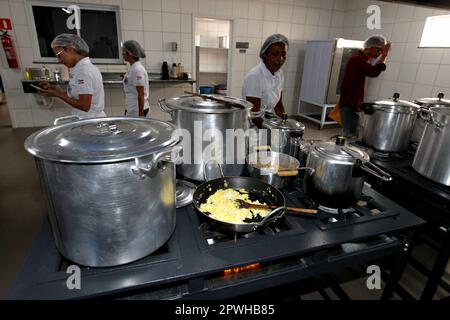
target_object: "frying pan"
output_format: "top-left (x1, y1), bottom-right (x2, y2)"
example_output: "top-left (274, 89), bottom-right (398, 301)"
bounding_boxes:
top-left (192, 161), bottom-right (286, 233)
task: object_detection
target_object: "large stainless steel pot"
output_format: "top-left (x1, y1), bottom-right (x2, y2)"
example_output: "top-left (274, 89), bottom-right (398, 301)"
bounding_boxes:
top-left (24, 116), bottom-right (182, 267)
top-left (304, 137), bottom-right (392, 208)
top-left (359, 93), bottom-right (421, 153)
top-left (261, 113), bottom-right (305, 160)
top-left (411, 93), bottom-right (450, 144)
top-left (159, 95), bottom-right (256, 181)
top-left (246, 151), bottom-right (313, 188)
top-left (412, 107), bottom-right (450, 186)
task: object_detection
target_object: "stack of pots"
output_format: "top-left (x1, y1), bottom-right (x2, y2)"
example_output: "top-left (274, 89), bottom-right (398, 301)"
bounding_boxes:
top-left (158, 95), bottom-right (256, 181)
top-left (359, 93), bottom-right (421, 153)
top-left (24, 116), bottom-right (182, 267)
top-left (411, 93), bottom-right (450, 144)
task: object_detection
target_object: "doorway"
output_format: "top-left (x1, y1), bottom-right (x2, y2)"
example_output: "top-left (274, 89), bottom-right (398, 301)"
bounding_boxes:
top-left (0, 75), bottom-right (12, 128)
top-left (194, 18), bottom-right (231, 96)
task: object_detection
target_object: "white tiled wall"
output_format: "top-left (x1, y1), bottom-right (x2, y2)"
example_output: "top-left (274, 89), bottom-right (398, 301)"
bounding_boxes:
top-left (342, 0), bottom-right (450, 103)
top-left (0, 0), bottom-right (350, 127)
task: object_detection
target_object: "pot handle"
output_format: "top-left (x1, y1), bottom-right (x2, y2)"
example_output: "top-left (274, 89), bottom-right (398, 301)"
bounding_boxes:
top-left (255, 206), bottom-right (286, 230)
top-left (419, 108), bottom-right (431, 121)
top-left (132, 145), bottom-right (183, 179)
top-left (53, 115), bottom-right (80, 126)
top-left (360, 162), bottom-right (392, 182)
top-left (430, 111), bottom-right (446, 131)
top-left (203, 159), bottom-right (224, 181)
top-left (158, 98), bottom-right (173, 117)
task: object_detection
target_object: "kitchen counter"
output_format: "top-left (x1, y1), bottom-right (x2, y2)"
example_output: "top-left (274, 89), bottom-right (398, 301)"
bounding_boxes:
top-left (21, 72), bottom-right (195, 93)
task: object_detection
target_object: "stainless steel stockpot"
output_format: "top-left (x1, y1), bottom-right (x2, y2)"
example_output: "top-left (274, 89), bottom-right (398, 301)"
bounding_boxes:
top-left (262, 113), bottom-right (305, 160)
top-left (359, 93), bottom-right (421, 153)
top-left (159, 95), bottom-right (256, 181)
top-left (411, 93), bottom-right (450, 144)
top-left (24, 116), bottom-right (182, 267)
top-left (413, 107), bottom-right (450, 186)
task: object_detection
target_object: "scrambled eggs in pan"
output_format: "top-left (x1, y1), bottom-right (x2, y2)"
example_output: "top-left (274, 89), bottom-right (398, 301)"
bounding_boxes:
top-left (199, 188), bottom-right (271, 224)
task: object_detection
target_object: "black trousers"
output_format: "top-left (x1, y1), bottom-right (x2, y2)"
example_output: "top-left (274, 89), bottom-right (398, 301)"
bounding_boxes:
top-left (340, 106), bottom-right (359, 137)
top-left (124, 108), bottom-right (150, 117)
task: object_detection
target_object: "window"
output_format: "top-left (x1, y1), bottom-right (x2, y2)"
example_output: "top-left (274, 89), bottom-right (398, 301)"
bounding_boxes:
top-left (27, 1), bottom-right (122, 63)
top-left (419, 15), bottom-right (450, 48)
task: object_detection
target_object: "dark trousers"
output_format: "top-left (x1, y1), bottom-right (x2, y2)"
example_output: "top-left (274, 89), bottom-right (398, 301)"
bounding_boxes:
top-left (340, 106), bottom-right (359, 137)
top-left (124, 109), bottom-right (150, 117)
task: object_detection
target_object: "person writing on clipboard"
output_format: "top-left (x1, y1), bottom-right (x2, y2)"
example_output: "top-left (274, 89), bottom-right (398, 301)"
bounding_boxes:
top-left (242, 34), bottom-right (289, 128)
top-left (39, 33), bottom-right (106, 119)
top-left (333, 35), bottom-right (390, 139)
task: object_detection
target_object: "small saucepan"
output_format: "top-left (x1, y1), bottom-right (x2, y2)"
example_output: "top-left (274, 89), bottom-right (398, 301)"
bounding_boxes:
top-left (246, 151), bottom-right (314, 188)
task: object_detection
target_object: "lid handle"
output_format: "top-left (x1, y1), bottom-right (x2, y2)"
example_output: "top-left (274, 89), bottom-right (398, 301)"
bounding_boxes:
top-left (438, 93), bottom-right (444, 100)
top-left (282, 112), bottom-right (288, 121)
top-left (393, 92), bottom-right (400, 100)
top-left (97, 122), bottom-right (122, 135)
top-left (335, 135), bottom-right (346, 146)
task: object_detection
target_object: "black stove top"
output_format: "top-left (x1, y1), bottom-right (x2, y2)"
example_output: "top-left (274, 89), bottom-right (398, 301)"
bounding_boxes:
top-left (358, 143), bottom-right (450, 228)
top-left (9, 184), bottom-right (424, 300)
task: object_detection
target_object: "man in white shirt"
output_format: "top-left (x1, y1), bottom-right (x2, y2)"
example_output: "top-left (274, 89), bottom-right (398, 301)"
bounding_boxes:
top-left (242, 34), bottom-right (288, 128)
top-left (121, 40), bottom-right (150, 117)
top-left (40, 34), bottom-right (106, 119)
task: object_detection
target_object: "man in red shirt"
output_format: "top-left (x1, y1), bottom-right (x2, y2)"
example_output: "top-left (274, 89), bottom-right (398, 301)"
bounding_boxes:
top-left (339, 35), bottom-right (391, 138)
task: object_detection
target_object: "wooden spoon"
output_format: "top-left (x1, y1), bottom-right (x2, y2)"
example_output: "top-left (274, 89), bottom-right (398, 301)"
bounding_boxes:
top-left (236, 199), bottom-right (318, 214)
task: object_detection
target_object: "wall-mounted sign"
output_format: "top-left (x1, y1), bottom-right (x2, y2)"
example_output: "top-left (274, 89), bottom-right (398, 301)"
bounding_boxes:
top-left (0, 18), bottom-right (12, 30)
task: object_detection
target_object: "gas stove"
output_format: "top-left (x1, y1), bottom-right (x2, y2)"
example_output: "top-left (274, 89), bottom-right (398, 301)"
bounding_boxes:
top-left (9, 183), bottom-right (424, 300)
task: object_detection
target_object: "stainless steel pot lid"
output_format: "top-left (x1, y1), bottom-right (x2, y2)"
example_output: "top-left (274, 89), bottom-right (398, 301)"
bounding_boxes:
top-left (370, 93), bottom-right (420, 114)
top-left (414, 93), bottom-right (450, 108)
top-left (263, 113), bottom-right (305, 132)
top-left (314, 139), bottom-right (369, 162)
top-left (165, 95), bottom-right (253, 113)
top-left (24, 117), bottom-right (181, 163)
top-left (176, 179), bottom-right (196, 208)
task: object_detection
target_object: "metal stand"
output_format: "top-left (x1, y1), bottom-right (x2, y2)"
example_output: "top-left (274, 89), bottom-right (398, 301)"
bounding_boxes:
top-left (297, 99), bottom-right (337, 129)
top-left (420, 232), bottom-right (450, 300)
top-left (381, 230), bottom-right (416, 300)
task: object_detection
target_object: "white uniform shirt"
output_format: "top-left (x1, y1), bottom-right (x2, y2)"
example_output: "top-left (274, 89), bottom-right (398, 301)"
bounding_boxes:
top-left (67, 57), bottom-right (106, 119)
top-left (123, 61), bottom-right (150, 117)
top-left (241, 61), bottom-right (284, 114)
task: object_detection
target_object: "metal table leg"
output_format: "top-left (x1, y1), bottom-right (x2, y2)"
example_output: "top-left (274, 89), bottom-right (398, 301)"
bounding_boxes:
top-left (381, 230), bottom-right (416, 300)
top-left (420, 232), bottom-right (450, 300)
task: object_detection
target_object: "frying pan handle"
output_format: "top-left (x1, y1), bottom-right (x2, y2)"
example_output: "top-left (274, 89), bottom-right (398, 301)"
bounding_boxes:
top-left (203, 159), bottom-right (224, 181)
top-left (255, 206), bottom-right (286, 230)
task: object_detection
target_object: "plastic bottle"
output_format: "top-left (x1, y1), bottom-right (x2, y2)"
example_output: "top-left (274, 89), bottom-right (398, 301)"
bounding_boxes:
top-left (171, 63), bottom-right (178, 79)
top-left (162, 61), bottom-right (169, 80)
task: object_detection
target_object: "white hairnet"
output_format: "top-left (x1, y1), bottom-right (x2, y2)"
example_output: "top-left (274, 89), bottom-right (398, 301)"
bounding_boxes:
top-left (259, 34), bottom-right (289, 59)
top-left (51, 33), bottom-right (89, 56)
top-left (122, 40), bottom-right (146, 59)
top-left (363, 35), bottom-right (387, 49)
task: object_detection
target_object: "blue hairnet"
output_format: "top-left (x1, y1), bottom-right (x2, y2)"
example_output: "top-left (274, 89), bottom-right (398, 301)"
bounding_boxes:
top-left (122, 40), bottom-right (146, 59)
top-left (363, 35), bottom-right (387, 49)
top-left (260, 34), bottom-right (289, 59)
top-left (51, 33), bottom-right (89, 56)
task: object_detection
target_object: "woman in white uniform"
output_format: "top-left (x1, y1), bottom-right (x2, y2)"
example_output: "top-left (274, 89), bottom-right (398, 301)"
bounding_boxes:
top-left (40, 34), bottom-right (106, 119)
top-left (121, 40), bottom-right (150, 117)
top-left (242, 34), bottom-right (288, 128)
